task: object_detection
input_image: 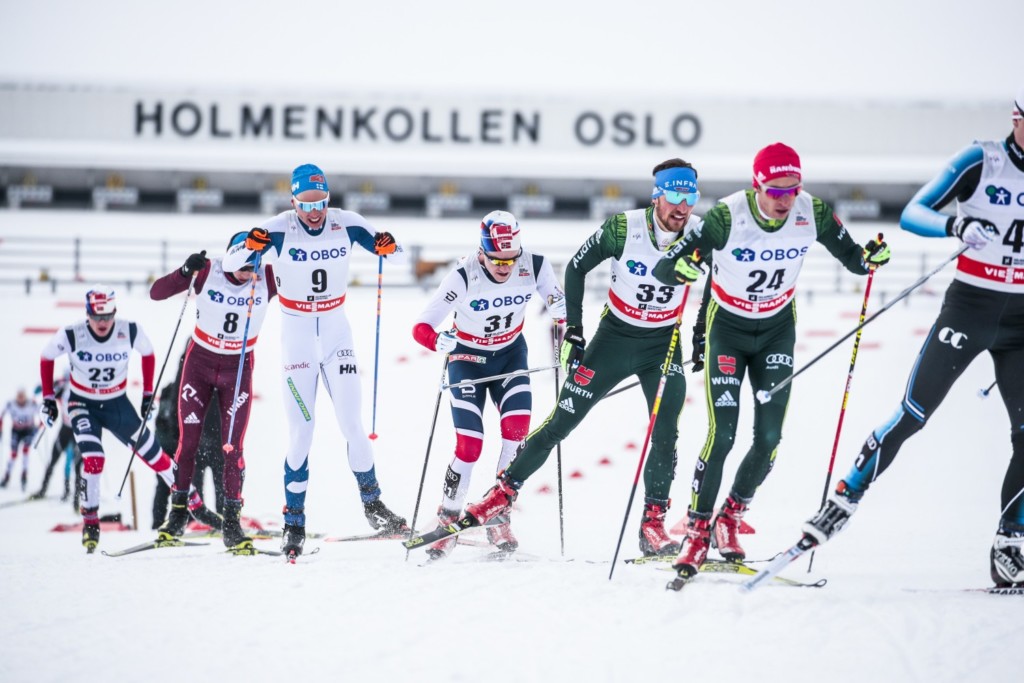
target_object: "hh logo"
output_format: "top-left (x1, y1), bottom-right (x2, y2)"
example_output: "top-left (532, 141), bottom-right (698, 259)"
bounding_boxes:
top-left (338, 364), bottom-right (357, 374)
top-left (717, 355), bottom-right (737, 375)
top-left (207, 290), bottom-right (225, 303)
top-left (288, 248), bottom-right (308, 261)
top-left (986, 185), bottom-right (1011, 205)
top-left (574, 366), bottom-right (595, 386)
top-left (626, 260), bottom-right (647, 276)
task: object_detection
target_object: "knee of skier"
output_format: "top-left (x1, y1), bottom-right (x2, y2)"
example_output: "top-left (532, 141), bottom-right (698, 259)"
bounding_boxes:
top-left (455, 434), bottom-right (483, 463)
top-left (83, 456), bottom-right (104, 475)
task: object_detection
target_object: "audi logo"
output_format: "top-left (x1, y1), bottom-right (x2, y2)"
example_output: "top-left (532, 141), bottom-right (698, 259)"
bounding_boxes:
top-left (765, 354), bottom-right (793, 367)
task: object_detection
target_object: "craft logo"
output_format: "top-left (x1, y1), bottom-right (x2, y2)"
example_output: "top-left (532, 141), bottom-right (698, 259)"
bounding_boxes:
top-left (574, 365), bottom-right (595, 387)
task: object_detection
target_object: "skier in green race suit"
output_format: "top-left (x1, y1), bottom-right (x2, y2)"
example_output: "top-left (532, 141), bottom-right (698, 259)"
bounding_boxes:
top-left (651, 143), bottom-right (891, 578)
top-left (461, 159), bottom-right (707, 557)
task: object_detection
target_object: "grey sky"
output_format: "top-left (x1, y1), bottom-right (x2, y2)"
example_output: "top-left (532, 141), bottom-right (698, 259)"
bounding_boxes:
top-left (0, 0), bottom-right (1015, 104)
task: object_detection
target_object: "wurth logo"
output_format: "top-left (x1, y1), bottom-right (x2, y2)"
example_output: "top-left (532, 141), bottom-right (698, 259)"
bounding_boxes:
top-left (574, 366), bottom-right (595, 387)
top-left (717, 355), bottom-right (737, 375)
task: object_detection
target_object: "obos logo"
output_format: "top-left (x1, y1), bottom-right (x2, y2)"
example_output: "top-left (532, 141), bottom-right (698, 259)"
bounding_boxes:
top-left (470, 299), bottom-right (490, 312)
top-left (733, 248), bottom-right (755, 262)
top-left (626, 260), bottom-right (648, 276)
top-left (290, 246), bottom-right (347, 261)
top-left (76, 350), bottom-right (93, 362)
top-left (986, 185), bottom-right (1011, 205)
top-left (289, 248), bottom-right (308, 262)
top-left (207, 290), bottom-right (225, 303)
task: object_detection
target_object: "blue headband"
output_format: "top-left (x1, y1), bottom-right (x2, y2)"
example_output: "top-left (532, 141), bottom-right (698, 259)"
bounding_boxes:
top-left (291, 164), bottom-right (329, 196)
top-left (651, 167), bottom-right (698, 199)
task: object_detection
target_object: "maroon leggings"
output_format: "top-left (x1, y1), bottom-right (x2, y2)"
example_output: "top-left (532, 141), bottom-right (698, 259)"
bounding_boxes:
top-left (174, 340), bottom-right (254, 499)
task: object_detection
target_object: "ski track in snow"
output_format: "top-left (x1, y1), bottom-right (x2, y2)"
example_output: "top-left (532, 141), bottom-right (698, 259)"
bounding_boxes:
top-left (0, 211), bottom-right (1022, 683)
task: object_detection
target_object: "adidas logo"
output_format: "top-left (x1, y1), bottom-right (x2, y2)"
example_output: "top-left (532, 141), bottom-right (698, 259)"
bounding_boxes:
top-left (183, 412), bottom-right (201, 425)
top-left (714, 391), bottom-right (737, 408)
top-left (558, 397), bottom-right (576, 414)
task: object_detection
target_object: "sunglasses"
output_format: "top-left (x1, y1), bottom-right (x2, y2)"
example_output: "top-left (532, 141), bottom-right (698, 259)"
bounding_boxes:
top-left (661, 189), bottom-right (700, 206)
top-left (760, 183), bottom-right (801, 199)
top-left (483, 250), bottom-right (521, 267)
top-left (294, 196), bottom-right (330, 212)
top-left (88, 312), bottom-right (115, 322)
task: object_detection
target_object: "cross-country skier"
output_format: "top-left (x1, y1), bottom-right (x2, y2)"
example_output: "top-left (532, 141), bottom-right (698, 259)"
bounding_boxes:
top-left (0, 388), bottom-right (39, 491)
top-left (459, 159), bottom-right (704, 557)
top-left (412, 211), bottom-right (566, 559)
top-left (150, 235), bottom-right (276, 551)
top-left (803, 89), bottom-right (1024, 588)
top-left (651, 143), bottom-right (890, 579)
top-left (39, 285), bottom-right (220, 552)
top-left (224, 164), bottom-right (409, 558)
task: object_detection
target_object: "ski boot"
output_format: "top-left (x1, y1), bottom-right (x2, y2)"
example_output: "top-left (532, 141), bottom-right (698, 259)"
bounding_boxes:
top-left (426, 508), bottom-right (460, 561)
top-left (61, 478), bottom-right (71, 503)
top-left (486, 513), bottom-right (519, 554)
top-left (802, 484), bottom-right (860, 546)
top-left (465, 475), bottom-right (519, 526)
top-left (639, 500), bottom-right (680, 557)
top-left (711, 494), bottom-right (749, 562)
top-left (281, 507), bottom-right (305, 559)
top-left (991, 523), bottom-right (1024, 587)
top-left (188, 492), bottom-right (223, 531)
top-left (81, 506), bottom-right (100, 553)
top-left (672, 512), bottom-right (712, 578)
top-left (0, 471), bottom-right (9, 488)
top-left (157, 489), bottom-right (190, 543)
top-left (20, 471), bottom-right (27, 492)
top-left (363, 498), bottom-right (408, 534)
top-left (222, 499), bottom-right (253, 552)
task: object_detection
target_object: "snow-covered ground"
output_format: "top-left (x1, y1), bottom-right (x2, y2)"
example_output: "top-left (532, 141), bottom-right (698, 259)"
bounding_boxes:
top-left (0, 211), bottom-right (1020, 683)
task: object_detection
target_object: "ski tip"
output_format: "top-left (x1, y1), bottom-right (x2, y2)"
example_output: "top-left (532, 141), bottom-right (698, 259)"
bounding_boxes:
top-left (665, 576), bottom-right (690, 592)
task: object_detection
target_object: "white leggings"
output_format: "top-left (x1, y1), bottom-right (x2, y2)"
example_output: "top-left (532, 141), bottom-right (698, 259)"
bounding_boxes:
top-left (280, 311), bottom-right (375, 496)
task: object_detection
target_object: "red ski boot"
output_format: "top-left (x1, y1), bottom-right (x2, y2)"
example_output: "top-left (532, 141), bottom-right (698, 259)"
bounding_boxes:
top-left (672, 514), bottom-right (711, 578)
top-left (639, 501), bottom-right (680, 557)
top-left (465, 477), bottom-right (518, 525)
top-left (711, 495), bottom-right (749, 562)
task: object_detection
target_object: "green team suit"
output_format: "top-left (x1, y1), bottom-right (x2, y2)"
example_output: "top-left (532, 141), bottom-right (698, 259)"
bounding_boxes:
top-left (505, 206), bottom-right (695, 507)
top-left (653, 189), bottom-right (871, 518)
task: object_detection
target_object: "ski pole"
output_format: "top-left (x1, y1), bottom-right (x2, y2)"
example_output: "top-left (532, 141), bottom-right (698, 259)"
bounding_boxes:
top-left (609, 285), bottom-right (691, 580)
top-left (370, 255), bottom-right (384, 440)
top-left (117, 271), bottom-right (198, 498)
top-left (222, 251), bottom-right (262, 456)
top-left (553, 321), bottom-right (565, 557)
top-left (807, 262), bottom-right (877, 573)
top-left (756, 243), bottom-right (969, 405)
top-left (979, 381), bottom-right (997, 399)
top-left (32, 418), bottom-right (51, 450)
top-left (442, 364), bottom-right (558, 390)
top-left (405, 356), bottom-right (450, 562)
